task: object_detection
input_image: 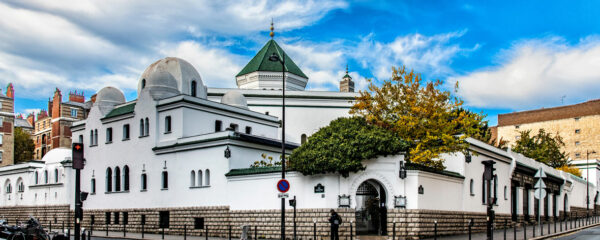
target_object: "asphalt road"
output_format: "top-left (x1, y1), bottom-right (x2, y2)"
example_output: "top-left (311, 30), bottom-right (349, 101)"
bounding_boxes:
top-left (556, 225), bottom-right (600, 240)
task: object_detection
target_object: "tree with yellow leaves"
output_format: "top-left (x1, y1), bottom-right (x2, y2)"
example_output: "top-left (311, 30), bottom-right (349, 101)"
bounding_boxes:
top-left (350, 66), bottom-right (486, 169)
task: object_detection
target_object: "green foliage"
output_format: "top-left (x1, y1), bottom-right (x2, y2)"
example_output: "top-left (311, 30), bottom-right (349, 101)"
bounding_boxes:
top-left (289, 117), bottom-right (409, 177)
top-left (14, 127), bottom-right (35, 164)
top-left (512, 129), bottom-right (569, 168)
top-left (350, 66), bottom-right (486, 169)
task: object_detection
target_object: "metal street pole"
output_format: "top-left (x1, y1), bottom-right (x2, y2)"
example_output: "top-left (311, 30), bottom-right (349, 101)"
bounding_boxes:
top-left (587, 150), bottom-right (597, 218)
top-left (281, 51), bottom-right (286, 240)
top-left (75, 168), bottom-right (81, 240)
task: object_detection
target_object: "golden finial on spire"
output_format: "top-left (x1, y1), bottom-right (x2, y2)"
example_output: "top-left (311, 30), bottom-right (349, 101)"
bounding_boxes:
top-left (270, 18), bottom-right (275, 38)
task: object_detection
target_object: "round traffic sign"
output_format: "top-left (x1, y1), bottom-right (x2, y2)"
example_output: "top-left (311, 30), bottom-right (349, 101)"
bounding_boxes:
top-left (534, 188), bottom-right (547, 199)
top-left (277, 179), bottom-right (290, 193)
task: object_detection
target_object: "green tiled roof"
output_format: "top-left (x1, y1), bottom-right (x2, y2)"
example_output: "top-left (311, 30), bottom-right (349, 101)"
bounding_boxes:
top-left (405, 162), bottom-right (465, 179)
top-left (103, 102), bottom-right (136, 119)
top-left (236, 40), bottom-right (308, 79)
top-left (225, 166), bottom-right (286, 177)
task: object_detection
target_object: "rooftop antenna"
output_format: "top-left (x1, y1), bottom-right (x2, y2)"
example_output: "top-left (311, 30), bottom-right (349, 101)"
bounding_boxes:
top-left (561, 95), bottom-right (566, 104)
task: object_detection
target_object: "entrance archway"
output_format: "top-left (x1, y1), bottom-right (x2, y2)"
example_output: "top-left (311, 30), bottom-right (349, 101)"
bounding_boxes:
top-left (355, 180), bottom-right (387, 235)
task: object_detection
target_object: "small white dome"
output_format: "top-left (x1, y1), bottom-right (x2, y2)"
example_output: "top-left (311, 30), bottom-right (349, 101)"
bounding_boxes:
top-left (221, 91), bottom-right (248, 109)
top-left (96, 86), bottom-right (126, 115)
top-left (42, 148), bottom-right (72, 164)
top-left (138, 57), bottom-right (207, 99)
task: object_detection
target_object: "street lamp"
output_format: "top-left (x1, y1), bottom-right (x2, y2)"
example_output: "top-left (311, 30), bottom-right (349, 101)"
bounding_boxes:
top-left (587, 150), bottom-right (596, 218)
top-left (268, 51), bottom-right (286, 240)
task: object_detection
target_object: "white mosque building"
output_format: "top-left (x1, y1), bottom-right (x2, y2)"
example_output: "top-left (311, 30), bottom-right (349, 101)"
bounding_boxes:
top-left (1, 35), bottom-right (599, 239)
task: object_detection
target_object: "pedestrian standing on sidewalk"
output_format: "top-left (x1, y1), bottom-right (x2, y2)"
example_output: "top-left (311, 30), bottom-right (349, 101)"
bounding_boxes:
top-left (329, 209), bottom-right (342, 240)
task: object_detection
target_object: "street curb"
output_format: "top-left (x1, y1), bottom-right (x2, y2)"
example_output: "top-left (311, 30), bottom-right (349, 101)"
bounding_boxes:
top-left (529, 222), bottom-right (600, 240)
top-left (89, 235), bottom-right (149, 240)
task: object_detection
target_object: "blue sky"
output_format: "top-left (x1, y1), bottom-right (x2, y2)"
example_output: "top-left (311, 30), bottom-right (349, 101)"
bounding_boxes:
top-left (1, 0), bottom-right (599, 126)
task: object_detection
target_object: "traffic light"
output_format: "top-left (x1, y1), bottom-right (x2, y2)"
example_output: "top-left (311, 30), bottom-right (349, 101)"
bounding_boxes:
top-left (72, 143), bottom-right (84, 169)
top-left (482, 160), bottom-right (496, 181)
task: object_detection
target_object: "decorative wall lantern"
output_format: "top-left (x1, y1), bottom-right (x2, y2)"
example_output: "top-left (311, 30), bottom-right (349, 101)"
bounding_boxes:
top-left (418, 185), bottom-right (424, 194)
top-left (394, 195), bottom-right (407, 208)
top-left (338, 194), bottom-right (351, 208)
top-left (465, 151), bottom-right (472, 163)
top-left (399, 161), bottom-right (407, 179)
top-left (224, 146), bottom-right (231, 158)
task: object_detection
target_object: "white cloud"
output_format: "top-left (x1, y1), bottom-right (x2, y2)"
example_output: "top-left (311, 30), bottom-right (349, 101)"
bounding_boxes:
top-left (0, 0), bottom-right (347, 103)
top-left (160, 41), bottom-right (244, 88)
top-left (353, 31), bottom-right (477, 80)
top-left (450, 36), bottom-right (600, 109)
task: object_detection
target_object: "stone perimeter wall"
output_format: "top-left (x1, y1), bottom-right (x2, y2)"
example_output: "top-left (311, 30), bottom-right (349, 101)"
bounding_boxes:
top-left (3, 205), bottom-right (600, 240)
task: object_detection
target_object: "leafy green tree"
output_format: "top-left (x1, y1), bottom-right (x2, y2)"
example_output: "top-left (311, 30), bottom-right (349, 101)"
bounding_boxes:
top-left (289, 117), bottom-right (409, 177)
top-left (14, 127), bottom-right (35, 164)
top-left (512, 129), bottom-right (569, 168)
top-left (350, 66), bottom-right (485, 169)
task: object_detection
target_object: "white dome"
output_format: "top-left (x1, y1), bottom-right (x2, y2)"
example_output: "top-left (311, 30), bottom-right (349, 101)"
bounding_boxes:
top-left (221, 90), bottom-right (248, 109)
top-left (42, 148), bottom-right (72, 164)
top-left (96, 86), bottom-right (126, 115)
top-left (138, 57), bottom-right (207, 99)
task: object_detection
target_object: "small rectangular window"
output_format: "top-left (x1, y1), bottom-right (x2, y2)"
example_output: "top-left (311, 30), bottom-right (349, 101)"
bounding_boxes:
top-left (515, 125), bottom-right (520, 129)
top-left (230, 123), bottom-right (239, 132)
top-left (575, 129), bottom-right (581, 134)
top-left (159, 211), bottom-right (170, 228)
top-left (123, 124), bottom-right (130, 140)
top-left (141, 174), bottom-right (147, 190)
top-left (245, 126), bottom-right (252, 134)
top-left (123, 212), bottom-right (128, 225)
top-left (165, 116), bottom-right (172, 133)
top-left (575, 141), bottom-right (580, 146)
top-left (162, 171), bottom-right (168, 189)
top-left (91, 179), bottom-right (96, 194)
top-left (575, 153), bottom-right (581, 158)
top-left (71, 109), bottom-right (78, 117)
top-left (106, 128), bottom-right (113, 143)
top-left (194, 217), bottom-right (205, 229)
top-left (215, 120), bottom-right (222, 132)
top-left (105, 212), bottom-right (111, 225)
top-left (575, 117), bottom-right (580, 121)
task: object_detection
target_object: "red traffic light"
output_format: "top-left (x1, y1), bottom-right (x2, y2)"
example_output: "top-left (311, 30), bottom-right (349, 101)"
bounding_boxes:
top-left (72, 143), bottom-right (84, 169)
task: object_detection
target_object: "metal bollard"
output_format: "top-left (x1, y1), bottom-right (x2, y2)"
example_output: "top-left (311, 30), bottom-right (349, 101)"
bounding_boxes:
top-left (106, 222), bottom-right (108, 236)
top-left (468, 220), bottom-right (472, 240)
top-left (229, 224), bottom-right (232, 240)
top-left (504, 219), bottom-right (507, 240)
top-left (560, 219), bottom-right (563, 232)
top-left (350, 221), bottom-right (353, 240)
top-left (50, 221), bottom-right (52, 232)
top-left (314, 220), bottom-right (317, 240)
top-left (67, 229), bottom-right (70, 239)
top-left (540, 221), bottom-right (543, 236)
top-left (513, 222), bottom-right (517, 240)
top-left (123, 222), bottom-right (126, 237)
top-left (524, 223), bottom-right (527, 240)
top-left (255, 226), bottom-right (257, 240)
top-left (142, 223), bottom-right (145, 239)
top-left (206, 225), bottom-right (209, 240)
top-left (392, 221), bottom-right (396, 240)
top-left (548, 221), bottom-right (550, 234)
top-left (434, 220), bottom-right (437, 240)
top-left (184, 225), bottom-right (187, 240)
top-left (533, 223), bottom-right (536, 237)
top-left (162, 227), bottom-right (165, 240)
top-left (554, 219), bottom-right (557, 233)
top-left (63, 221), bottom-right (65, 233)
top-left (88, 230), bottom-right (91, 240)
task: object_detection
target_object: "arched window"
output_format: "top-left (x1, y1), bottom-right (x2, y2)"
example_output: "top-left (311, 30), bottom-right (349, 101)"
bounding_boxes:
top-left (564, 194), bottom-right (569, 212)
top-left (205, 169), bottom-right (210, 186)
top-left (55, 169), bottom-right (59, 183)
top-left (504, 186), bottom-right (508, 200)
top-left (90, 130), bottom-right (93, 145)
top-left (470, 179), bottom-right (474, 196)
top-left (191, 81), bottom-right (197, 97)
top-left (44, 170), bottom-right (48, 184)
top-left (142, 79), bottom-right (146, 89)
top-left (94, 129), bottom-right (98, 145)
top-left (91, 178), bottom-right (96, 194)
top-left (140, 119), bottom-right (144, 137)
top-left (190, 171), bottom-right (196, 187)
top-left (197, 170), bottom-right (203, 186)
top-left (17, 178), bottom-right (24, 192)
top-left (34, 172), bottom-right (39, 185)
top-left (301, 134), bottom-right (307, 144)
top-left (141, 173), bottom-right (147, 191)
top-left (144, 118), bottom-right (149, 136)
top-left (78, 135), bottom-right (83, 143)
top-left (165, 116), bottom-right (172, 133)
top-left (114, 167), bottom-right (121, 192)
top-left (5, 180), bottom-right (12, 193)
top-left (106, 168), bottom-right (113, 192)
top-left (162, 171), bottom-right (168, 189)
top-left (123, 166), bottom-right (130, 191)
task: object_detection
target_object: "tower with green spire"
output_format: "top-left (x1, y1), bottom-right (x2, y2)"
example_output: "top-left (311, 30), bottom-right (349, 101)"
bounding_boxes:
top-left (340, 65), bottom-right (354, 92)
top-left (235, 22), bottom-right (309, 90)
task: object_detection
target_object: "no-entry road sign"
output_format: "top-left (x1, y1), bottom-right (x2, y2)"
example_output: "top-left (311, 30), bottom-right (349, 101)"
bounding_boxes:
top-left (277, 179), bottom-right (290, 193)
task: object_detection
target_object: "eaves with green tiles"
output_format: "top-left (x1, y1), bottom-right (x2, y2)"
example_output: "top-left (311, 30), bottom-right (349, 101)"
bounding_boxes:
top-left (225, 166), bottom-right (290, 177)
top-left (102, 102), bottom-right (136, 119)
top-left (236, 39), bottom-right (308, 79)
